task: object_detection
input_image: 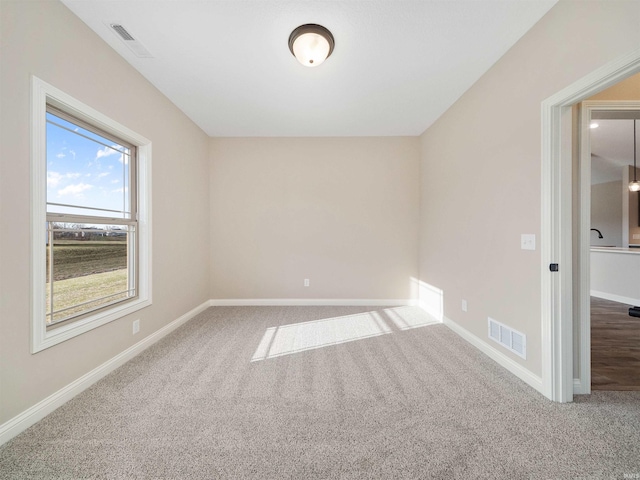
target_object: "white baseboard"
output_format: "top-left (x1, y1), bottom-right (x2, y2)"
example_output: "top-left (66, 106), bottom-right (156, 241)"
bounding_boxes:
top-left (0, 300), bottom-right (211, 447)
top-left (590, 290), bottom-right (640, 307)
top-left (573, 377), bottom-right (590, 395)
top-left (209, 298), bottom-right (416, 307)
top-left (443, 316), bottom-right (544, 395)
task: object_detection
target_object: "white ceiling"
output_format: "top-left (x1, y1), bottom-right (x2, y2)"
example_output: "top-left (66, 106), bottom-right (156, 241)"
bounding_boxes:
top-left (61, 0), bottom-right (557, 137)
top-left (591, 119), bottom-right (640, 185)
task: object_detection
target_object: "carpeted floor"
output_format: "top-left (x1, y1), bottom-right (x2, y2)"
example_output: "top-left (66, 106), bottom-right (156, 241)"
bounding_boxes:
top-left (1, 306), bottom-right (639, 479)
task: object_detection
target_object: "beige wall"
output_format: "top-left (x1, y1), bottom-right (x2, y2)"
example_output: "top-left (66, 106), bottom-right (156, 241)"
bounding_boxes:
top-left (419, 0), bottom-right (640, 377)
top-left (0, 1), bottom-right (210, 423)
top-left (589, 71), bottom-right (640, 101)
top-left (591, 181), bottom-right (624, 247)
top-left (210, 137), bottom-right (420, 300)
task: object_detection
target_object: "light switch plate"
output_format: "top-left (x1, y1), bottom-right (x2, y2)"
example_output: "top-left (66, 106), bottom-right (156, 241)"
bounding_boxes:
top-left (521, 234), bottom-right (536, 251)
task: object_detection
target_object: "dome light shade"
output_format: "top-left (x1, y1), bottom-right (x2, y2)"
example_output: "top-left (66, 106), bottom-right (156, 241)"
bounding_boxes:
top-left (629, 181), bottom-right (640, 192)
top-left (289, 24), bottom-right (335, 67)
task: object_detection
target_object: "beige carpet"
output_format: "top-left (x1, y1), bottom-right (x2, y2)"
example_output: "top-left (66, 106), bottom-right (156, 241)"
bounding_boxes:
top-left (1, 306), bottom-right (639, 479)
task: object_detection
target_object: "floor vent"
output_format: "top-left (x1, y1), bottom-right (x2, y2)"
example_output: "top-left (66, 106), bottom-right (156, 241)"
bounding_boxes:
top-left (488, 317), bottom-right (526, 359)
top-left (109, 23), bottom-right (154, 58)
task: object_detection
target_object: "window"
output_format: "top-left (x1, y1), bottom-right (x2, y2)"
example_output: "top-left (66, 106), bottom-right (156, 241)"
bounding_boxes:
top-left (45, 107), bottom-right (137, 326)
top-left (32, 77), bottom-right (151, 352)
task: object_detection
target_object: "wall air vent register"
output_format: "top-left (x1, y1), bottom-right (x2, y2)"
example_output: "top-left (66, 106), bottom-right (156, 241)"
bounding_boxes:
top-left (488, 317), bottom-right (526, 359)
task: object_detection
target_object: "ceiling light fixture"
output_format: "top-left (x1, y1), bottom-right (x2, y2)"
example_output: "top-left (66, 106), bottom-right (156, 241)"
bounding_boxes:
top-left (629, 119), bottom-right (640, 192)
top-left (288, 24), bottom-right (335, 67)
top-left (590, 122), bottom-right (599, 129)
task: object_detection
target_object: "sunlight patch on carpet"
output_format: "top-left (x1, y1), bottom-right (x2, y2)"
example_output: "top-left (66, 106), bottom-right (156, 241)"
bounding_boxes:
top-left (251, 311), bottom-right (392, 362)
top-left (383, 306), bottom-right (440, 330)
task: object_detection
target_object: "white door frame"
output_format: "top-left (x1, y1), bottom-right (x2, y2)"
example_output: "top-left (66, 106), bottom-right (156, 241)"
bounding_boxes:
top-left (541, 47), bottom-right (640, 403)
top-left (575, 101), bottom-right (640, 396)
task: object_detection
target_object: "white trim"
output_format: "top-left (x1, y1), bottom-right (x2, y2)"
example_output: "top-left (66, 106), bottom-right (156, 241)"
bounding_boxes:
top-left (574, 378), bottom-right (588, 395)
top-left (541, 47), bottom-right (640, 403)
top-left (0, 300), bottom-right (210, 447)
top-left (591, 290), bottom-right (640, 307)
top-left (30, 76), bottom-right (153, 353)
top-left (209, 298), bottom-right (416, 307)
top-left (578, 102), bottom-right (593, 397)
top-left (443, 316), bottom-right (544, 395)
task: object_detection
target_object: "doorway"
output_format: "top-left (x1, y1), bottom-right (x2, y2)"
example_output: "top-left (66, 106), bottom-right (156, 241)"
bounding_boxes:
top-left (582, 105), bottom-right (640, 391)
top-left (541, 50), bottom-right (640, 403)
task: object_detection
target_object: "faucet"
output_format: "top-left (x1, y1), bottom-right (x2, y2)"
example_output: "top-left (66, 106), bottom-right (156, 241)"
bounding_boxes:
top-left (591, 228), bottom-right (603, 239)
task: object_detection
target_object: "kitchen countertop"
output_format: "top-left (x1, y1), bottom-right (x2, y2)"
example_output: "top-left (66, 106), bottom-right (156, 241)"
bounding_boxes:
top-left (591, 246), bottom-right (640, 255)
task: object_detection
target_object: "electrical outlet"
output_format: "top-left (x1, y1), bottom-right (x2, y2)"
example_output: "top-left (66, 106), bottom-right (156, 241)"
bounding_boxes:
top-left (462, 300), bottom-right (468, 312)
top-left (133, 319), bottom-right (140, 335)
top-left (304, 278), bottom-right (310, 287)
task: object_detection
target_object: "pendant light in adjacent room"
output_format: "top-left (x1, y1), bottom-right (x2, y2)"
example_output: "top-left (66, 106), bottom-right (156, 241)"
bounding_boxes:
top-left (629, 119), bottom-right (640, 192)
top-left (288, 24), bottom-right (335, 67)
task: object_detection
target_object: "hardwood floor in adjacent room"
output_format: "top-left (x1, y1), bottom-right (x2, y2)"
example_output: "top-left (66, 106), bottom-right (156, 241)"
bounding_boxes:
top-left (591, 297), bottom-right (640, 391)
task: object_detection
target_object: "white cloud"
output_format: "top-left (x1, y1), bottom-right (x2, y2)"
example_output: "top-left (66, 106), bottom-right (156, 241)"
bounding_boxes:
top-left (48, 172), bottom-right (82, 187)
top-left (96, 145), bottom-right (124, 160)
top-left (47, 172), bottom-right (63, 187)
top-left (56, 153), bottom-right (65, 159)
top-left (58, 183), bottom-right (93, 196)
top-left (111, 179), bottom-right (120, 184)
top-left (48, 172), bottom-right (85, 196)
top-left (97, 172), bottom-right (110, 179)
top-left (111, 187), bottom-right (128, 194)
top-left (69, 150), bottom-right (76, 160)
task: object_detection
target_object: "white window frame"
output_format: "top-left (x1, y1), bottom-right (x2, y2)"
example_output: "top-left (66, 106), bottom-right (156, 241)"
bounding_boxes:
top-left (31, 76), bottom-right (152, 353)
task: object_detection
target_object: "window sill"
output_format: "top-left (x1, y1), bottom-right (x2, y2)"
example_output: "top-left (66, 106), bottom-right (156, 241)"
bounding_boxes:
top-left (33, 297), bottom-right (151, 353)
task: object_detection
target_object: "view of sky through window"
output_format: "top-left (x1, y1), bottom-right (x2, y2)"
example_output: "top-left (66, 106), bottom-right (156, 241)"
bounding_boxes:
top-left (46, 112), bottom-right (130, 219)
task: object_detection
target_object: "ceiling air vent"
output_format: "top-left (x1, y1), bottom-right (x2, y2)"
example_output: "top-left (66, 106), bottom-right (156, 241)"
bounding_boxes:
top-left (111, 24), bottom-right (135, 41)
top-left (108, 23), bottom-right (153, 58)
